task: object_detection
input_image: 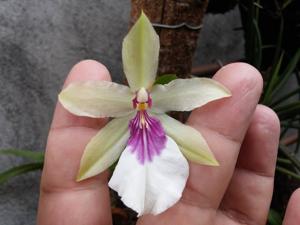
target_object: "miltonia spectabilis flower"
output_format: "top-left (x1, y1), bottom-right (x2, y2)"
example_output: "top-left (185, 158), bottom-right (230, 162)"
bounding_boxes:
top-left (59, 12), bottom-right (231, 216)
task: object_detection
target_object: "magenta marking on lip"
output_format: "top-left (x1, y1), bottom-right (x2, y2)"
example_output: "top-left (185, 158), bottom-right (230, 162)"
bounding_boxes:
top-left (128, 111), bottom-right (166, 164)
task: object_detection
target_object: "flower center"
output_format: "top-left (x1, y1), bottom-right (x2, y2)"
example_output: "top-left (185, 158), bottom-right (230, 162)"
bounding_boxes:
top-left (128, 88), bottom-right (166, 164)
top-left (133, 87), bottom-right (152, 111)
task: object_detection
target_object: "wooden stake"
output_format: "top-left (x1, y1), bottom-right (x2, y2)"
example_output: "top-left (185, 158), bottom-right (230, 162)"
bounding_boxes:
top-left (130, 0), bottom-right (209, 78)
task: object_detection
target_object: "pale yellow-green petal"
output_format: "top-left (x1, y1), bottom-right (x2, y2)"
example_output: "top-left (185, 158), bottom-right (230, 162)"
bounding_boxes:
top-left (151, 78), bottom-right (231, 113)
top-left (59, 80), bottom-right (134, 118)
top-left (77, 116), bottom-right (131, 181)
top-left (122, 11), bottom-right (159, 92)
top-left (156, 114), bottom-right (219, 166)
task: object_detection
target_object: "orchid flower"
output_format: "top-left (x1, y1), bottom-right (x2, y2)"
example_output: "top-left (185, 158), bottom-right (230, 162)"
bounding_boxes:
top-left (58, 12), bottom-right (231, 216)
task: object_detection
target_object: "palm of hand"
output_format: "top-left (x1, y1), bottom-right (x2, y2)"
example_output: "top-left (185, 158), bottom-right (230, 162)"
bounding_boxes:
top-left (37, 60), bottom-right (299, 225)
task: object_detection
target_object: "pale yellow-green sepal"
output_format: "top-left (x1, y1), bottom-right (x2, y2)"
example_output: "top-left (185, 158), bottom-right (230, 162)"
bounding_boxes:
top-left (156, 114), bottom-right (219, 166)
top-left (122, 11), bottom-right (159, 91)
top-left (59, 80), bottom-right (134, 118)
top-left (77, 116), bottom-right (131, 181)
top-left (151, 78), bottom-right (231, 113)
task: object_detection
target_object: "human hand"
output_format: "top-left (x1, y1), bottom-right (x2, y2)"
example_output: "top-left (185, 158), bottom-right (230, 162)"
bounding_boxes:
top-left (37, 60), bottom-right (297, 225)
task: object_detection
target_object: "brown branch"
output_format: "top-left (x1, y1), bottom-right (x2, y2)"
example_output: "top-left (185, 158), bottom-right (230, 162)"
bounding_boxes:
top-left (192, 63), bottom-right (222, 77)
top-left (281, 133), bottom-right (299, 146)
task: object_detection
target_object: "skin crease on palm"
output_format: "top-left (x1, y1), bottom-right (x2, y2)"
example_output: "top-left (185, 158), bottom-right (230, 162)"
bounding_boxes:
top-left (37, 60), bottom-right (300, 225)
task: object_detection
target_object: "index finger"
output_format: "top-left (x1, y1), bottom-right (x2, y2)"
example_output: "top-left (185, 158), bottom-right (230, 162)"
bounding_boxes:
top-left (37, 60), bottom-right (112, 225)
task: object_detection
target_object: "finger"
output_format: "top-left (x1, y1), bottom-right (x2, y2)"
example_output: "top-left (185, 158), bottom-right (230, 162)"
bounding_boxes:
top-left (217, 105), bottom-right (280, 225)
top-left (51, 60), bottom-right (110, 130)
top-left (37, 60), bottom-right (112, 225)
top-left (138, 63), bottom-right (263, 225)
top-left (183, 62), bottom-right (263, 208)
top-left (283, 188), bottom-right (300, 225)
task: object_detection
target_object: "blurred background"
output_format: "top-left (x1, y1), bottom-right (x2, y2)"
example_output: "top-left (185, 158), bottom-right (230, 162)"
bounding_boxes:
top-left (0, 0), bottom-right (299, 225)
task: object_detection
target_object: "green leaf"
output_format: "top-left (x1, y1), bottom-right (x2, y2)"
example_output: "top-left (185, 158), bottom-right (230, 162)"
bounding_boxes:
top-left (282, 0), bottom-right (294, 10)
top-left (0, 149), bottom-right (44, 162)
top-left (262, 52), bottom-right (284, 105)
top-left (274, 101), bottom-right (300, 112)
top-left (154, 74), bottom-right (177, 85)
top-left (252, 18), bottom-right (262, 69)
top-left (273, 49), bottom-right (300, 95)
top-left (276, 166), bottom-right (300, 180)
top-left (253, 2), bottom-right (263, 9)
top-left (268, 209), bottom-right (282, 225)
top-left (281, 122), bottom-right (300, 129)
top-left (262, 44), bottom-right (276, 49)
top-left (280, 117), bottom-right (296, 138)
top-left (279, 145), bottom-right (300, 171)
top-left (275, 101), bottom-right (300, 120)
top-left (277, 157), bottom-right (292, 165)
top-left (0, 162), bottom-right (43, 184)
top-left (270, 86), bottom-right (300, 107)
top-left (272, 17), bottom-right (284, 68)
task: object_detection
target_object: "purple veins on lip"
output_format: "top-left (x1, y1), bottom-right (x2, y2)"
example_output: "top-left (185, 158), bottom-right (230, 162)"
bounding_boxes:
top-left (128, 111), bottom-right (166, 164)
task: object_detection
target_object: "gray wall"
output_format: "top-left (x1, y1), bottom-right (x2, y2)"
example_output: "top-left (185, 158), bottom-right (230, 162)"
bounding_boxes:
top-left (0, 1), bottom-right (243, 224)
